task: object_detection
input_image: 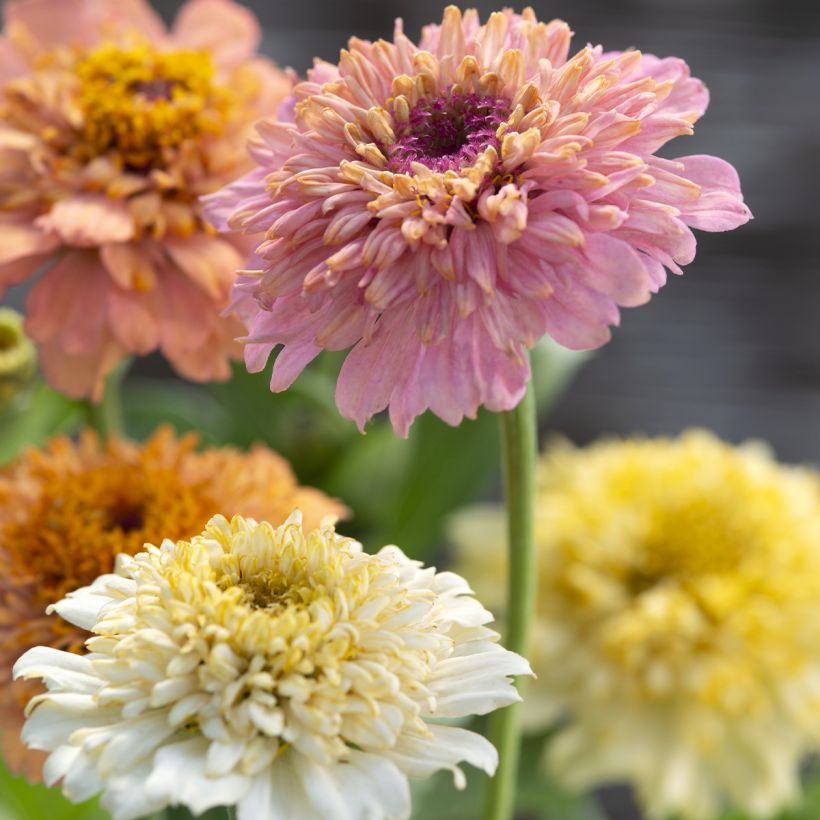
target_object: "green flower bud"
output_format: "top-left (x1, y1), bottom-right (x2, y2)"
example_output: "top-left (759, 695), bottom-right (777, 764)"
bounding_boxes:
top-left (0, 307), bottom-right (36, 410)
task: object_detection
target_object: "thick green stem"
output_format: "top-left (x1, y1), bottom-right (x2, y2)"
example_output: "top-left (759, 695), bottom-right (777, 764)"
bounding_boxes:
top-left (84, 360), bottom-right (129, 437)
top-left (483, 377), bottom-right (538, 820)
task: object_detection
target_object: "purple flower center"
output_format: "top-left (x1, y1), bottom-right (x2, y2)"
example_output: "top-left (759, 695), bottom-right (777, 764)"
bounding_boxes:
top-left (387, 91), bottom-right (510, 174)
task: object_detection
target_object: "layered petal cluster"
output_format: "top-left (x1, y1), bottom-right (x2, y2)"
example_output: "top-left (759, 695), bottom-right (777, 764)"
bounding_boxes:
top-left (209, 5), bottom-right (751, 435)
top-left (0, 427), bottom-right (344, 778)
top-left (14, 513), bottom-right (529, 820)
top-left (450, 431), bottom-right (820, 819)
top-left (0, 0), bottom-right (290, 398)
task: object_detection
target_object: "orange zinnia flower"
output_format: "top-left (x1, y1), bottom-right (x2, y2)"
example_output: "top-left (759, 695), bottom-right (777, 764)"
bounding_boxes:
top-left (0, 427), bottom-right (346, 778)
top-left (0, 0), bottom-right (290, 398)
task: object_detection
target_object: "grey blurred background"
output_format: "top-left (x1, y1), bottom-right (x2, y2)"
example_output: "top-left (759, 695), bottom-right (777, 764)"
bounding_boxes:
top-left (147, 0), bottom-right (820, 462)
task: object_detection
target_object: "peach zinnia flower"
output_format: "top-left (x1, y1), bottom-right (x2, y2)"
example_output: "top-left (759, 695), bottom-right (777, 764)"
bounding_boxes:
top-left (0, 0), bottom-right (289, 399)
top-left (0, 427), bottom-right (345, 778)
top-left (208, 6), bottom-right (751, 436)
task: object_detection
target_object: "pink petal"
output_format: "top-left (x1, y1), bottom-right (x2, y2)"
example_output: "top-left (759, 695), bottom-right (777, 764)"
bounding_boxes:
top-left (172, 0), bottom-right (260, 68)
top-left (269, 342), bottom-right (322, 392)
top-left (674, 155), bottom-right (753, 231)
top-left (36, 195), bottom-right (134, 247)
top-left (581, 233), bottom-right (654, 307)
top-left (636, 55), bottom-right (709, 119)
top-left (336, 315), bottom-right (416, 434)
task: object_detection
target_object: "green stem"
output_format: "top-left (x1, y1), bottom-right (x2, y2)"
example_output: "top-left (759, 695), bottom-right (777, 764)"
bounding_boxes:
top-left (483, 376), bottom-right (538, 820)
top-left (84, 360), bottom-right (130, 437)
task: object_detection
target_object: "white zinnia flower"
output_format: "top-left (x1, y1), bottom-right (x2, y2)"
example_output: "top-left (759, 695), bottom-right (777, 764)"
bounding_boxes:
top-left (14, 512), bottom-right (530, 820)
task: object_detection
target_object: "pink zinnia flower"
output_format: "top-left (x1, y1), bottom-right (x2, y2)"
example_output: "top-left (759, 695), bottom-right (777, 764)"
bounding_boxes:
top-left (0, 0), bottom-right (290, 399)
top-left (208, 6), bottom-right (751, 437)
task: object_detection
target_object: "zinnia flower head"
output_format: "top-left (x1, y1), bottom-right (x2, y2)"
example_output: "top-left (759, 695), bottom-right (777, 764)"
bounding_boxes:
top-left (14, 513), bottom-right (530, 820)
top-left (0, 0), bottom-right (290, 399)
top-left (208, 6), bottom-right (751, 436)
top-left (0, 427), bottom-right (344, 778)
top-left (450, 430), bottom-right (820, 819)
top-left (0, 306), bottom-right (36, 409)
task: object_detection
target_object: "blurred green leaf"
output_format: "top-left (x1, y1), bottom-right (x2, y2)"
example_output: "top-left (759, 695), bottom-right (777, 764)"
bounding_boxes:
top-left (123, 379), bottom-right (233, 445)
top-left (206, 361), bottom-right (357, 485)
top-left (0, 758), bottom-right (106, 820)
top-left (0, 381), bottom-right (83, 464)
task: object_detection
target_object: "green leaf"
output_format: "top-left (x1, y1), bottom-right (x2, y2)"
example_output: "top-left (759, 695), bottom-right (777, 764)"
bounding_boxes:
top-left (122, 379), bottom-right (233, 446)
top-left (0, 759), bottom-right (106, 820)
top-left (0, 381), bottom-right (83, 464)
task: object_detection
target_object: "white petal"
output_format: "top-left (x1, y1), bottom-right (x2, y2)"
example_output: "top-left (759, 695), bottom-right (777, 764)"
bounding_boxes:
top-left (49, 589), bottom-right (118, 630)
top-left (145, 737), bottom-right (251, 815)
top-left (61, 749), bottom-right (104, 804)
top-left (239, 751), bottom-right (411, 820)
top-left (429, 645), bottom-right (530, 716)
top-left (206, 739), bottom-right (247, 777)
top-left (22, 696), bottom-right (120, 750)
top-left (101, 759), bottom-right (168, 820)
top-left (13, 646), bottom-right (100, 693)
top-left (43, 744), bottom-right (82, 787)
top-left (98, 712), bottom-right (176, 776)
top-left (239, 756), bottom-right (311, 820)
top-left (387, 724), bottom-right (498, 784)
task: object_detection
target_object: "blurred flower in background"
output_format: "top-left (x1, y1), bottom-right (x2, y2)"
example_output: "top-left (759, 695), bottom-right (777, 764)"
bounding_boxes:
top-left (209, 5), bottom-right (750, 436)
top-left (450, 430), bottom-right (820, 819)
top-left (0, 307), bottom-right (36, 411)
top-left (0, 0), bottom-right (289, 399)
top-left (14, 512), bottom-right (530, 820)
top-left (0, 427), bottom-right (344, 779)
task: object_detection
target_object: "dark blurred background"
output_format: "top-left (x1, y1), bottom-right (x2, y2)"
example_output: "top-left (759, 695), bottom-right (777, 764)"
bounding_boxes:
top-left (146, 0), bottom-right (820, 463)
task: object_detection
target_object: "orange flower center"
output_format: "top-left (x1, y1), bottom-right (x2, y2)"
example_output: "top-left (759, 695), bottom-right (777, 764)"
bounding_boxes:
top-left (73, 42), bottom-right (231, 169)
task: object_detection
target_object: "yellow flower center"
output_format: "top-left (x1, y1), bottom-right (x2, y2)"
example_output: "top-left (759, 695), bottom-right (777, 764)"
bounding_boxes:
top-left (74, 42), bottom-right (231, 169)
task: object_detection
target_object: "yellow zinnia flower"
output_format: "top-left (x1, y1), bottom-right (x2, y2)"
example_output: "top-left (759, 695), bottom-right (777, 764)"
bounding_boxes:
top-left (450, 430), bottom-right (820, 819)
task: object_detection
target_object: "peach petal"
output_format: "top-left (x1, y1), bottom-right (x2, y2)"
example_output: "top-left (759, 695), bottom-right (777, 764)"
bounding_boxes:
top-left (5, 0), bottom-right (165, 49)
top-left (164, 235), bottom-right (243, 300)
top-left (99, 243), bottom-right (158, 291)
top-left (0, 36), bottom-right (27, 84)
top-left (172, 0), bottom-right (260, 68)
top-left (36, 195), bottom-right (134, 247)
top-left (38, 336), bottom-right (124, 402)
top-left (25, 252), bottom-right (109, 355)
top-left (107, 286), bottom-right (161, 354)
